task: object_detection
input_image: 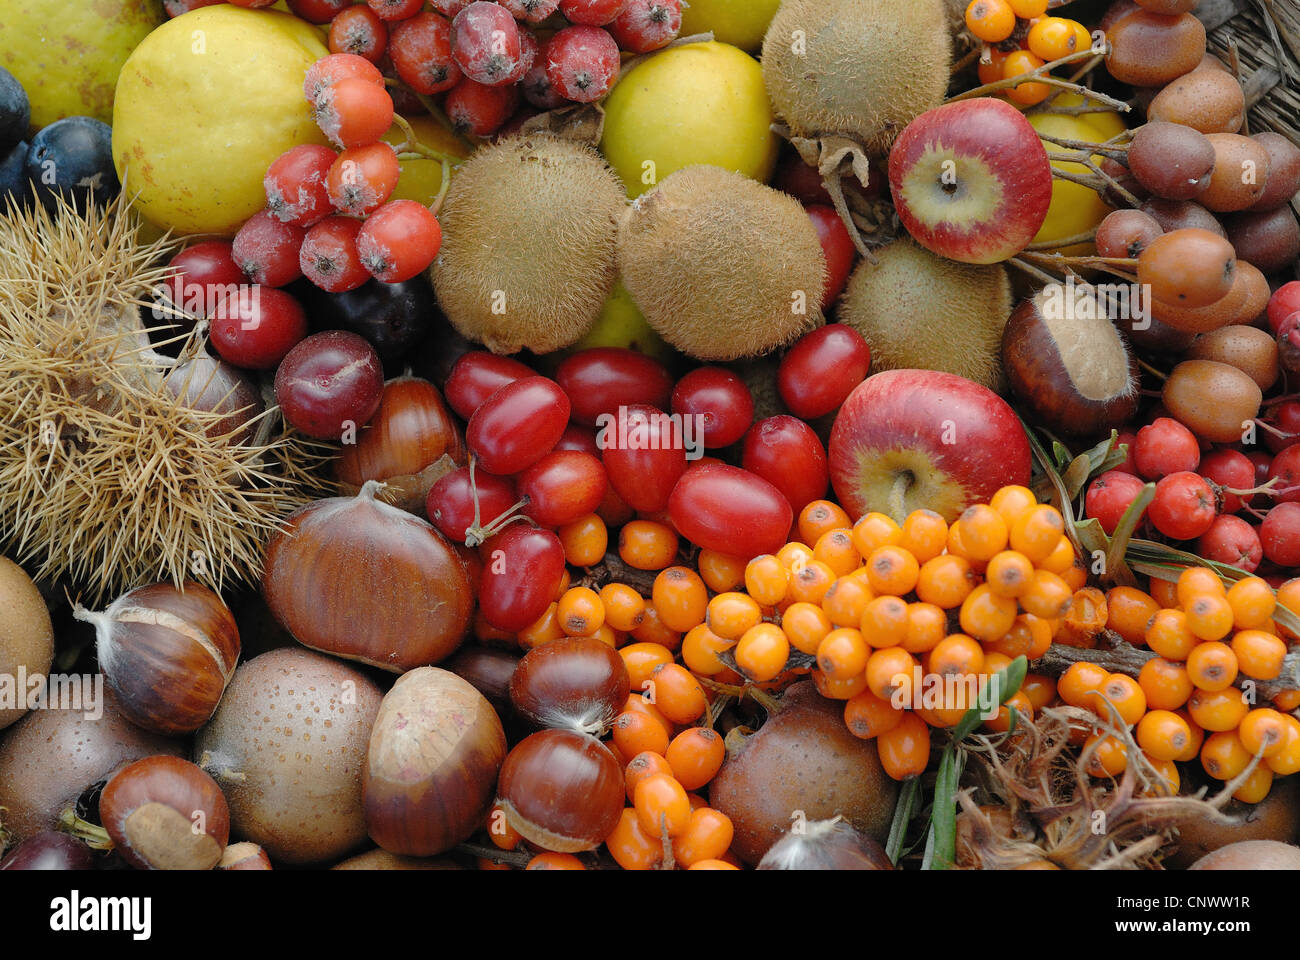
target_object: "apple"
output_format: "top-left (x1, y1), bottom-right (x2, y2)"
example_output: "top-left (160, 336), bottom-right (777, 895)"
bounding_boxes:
top-left (888, 97), bottom-right (1054, 265)
top-left (828, 369), bottom-right (1032, 523)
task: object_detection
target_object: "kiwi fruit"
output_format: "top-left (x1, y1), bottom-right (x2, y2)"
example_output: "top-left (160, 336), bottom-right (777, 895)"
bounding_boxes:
top-left (761, 0), bottom-right (951, 158)
top-left (838, 237), bottom-right (1012, 390)
top-left (431, 134), bottom-right (625, 355)
top-left (617, 165), bottom-right (827, 361)
top-left (0, 558), bottom-right (53, 731)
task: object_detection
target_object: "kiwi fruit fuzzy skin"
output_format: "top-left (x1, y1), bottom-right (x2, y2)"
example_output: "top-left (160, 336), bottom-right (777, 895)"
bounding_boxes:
top-left (761, 0), bottom-right (952, 157)
top-left (431, 134), bottom-right (625, 356)
top-left (837, 237), bottom-right (1012, 391)
top-left (618, 165), bottom-right (827, 362)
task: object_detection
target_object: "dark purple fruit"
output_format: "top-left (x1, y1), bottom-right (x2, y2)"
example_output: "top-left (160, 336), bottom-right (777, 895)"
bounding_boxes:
top-left (0, 831), bottom-right (95, 871)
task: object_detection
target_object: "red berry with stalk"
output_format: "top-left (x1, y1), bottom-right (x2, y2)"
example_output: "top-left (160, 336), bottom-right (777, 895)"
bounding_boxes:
top-left (304, 53), bottom-right (384, 105)
top-left (232, 211), bottom-right (305, 288)
top-left (546, 25), bottom-right (620, 103)
top-left (357, 200), bottom-right (444, 284)
top-left (264, 144), bottom-right (337, 228)
top-left (314, 77), bottom-right (394, 149)
top-left (326, 141), bottom-right (401, 217)
top-left (608, 0), bottom-right (681, 53)
top-left (389, 11), bottom-right (462, 94)
top-left (1085, 469), bottom-right (1148, 535)
top-left (1260, 502), bottom-right (1300, 566)
top-left (366, 0), bottom-right (424, 21)
top-left (1197, 514), bottom-right (1262, 572)
top-left (287, 0), bottom-right (350, 24)
top-left (500, 0), bottom-right (560, 24)
top-left (1134, 416), bottom-right (1201, 480)
top-left (329, 5), bottom-right (388, 63)
top-left (1148, 471), bottom-right (1218, 541)
top-left (300, 216), bottom-right (371, 293)
top-left (452, 2), bottom-right (524, 86)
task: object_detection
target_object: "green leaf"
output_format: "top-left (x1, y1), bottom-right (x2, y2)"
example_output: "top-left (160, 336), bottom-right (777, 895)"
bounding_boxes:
top-left (1052, 440), bottom-right (1073, 470)
top-left (1061, 454), bottom-right (1094, 501)
top-left (926, 748), bottom-right (965, 870)
top-left (1100, 481), bottom-right (1155, 586)
top-left (951, 655), bottom-right (1029, 742)
top-left (885, 776), bottom-right (920, 866)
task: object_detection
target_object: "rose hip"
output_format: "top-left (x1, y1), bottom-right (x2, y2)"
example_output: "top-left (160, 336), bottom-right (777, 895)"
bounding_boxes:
top-left (1260, 502), bottom-right (1300, 566)
top-left (444, 351), bottom-right (536, 420)
top-left (1197, 514), bottom-right (1262, 572)
top-left (1148, 471), bottom-right (1218, 541)
top-left (1267, 281), bottom-right (1300, 334)
top-left (211, 286), bottom-right (309, 370)
top-left (608, 0), bottom-right (681, 53)
top-left (500, 0), bottom-right (560, 23)
top-left (556, 348), bottom-right (674, 427)
top-left (314, 77), bottom-right (394, 149)
top-left (287, 0), bottom-right (350, 23)
top-left (806, 205), bottom-right (856, 311)
top-left (389, 12), bottom-right (462, 94)
top-left (329, 5), bottom-right (388, 62)
top-left (1267, 445), bottom-right (1300, 503)
top-left (445, 77), bottom-right (520, 137)
top-left (478, 525), bottom-right (566, 632)
top-left (232, 211), bottom-right (305, 288)
top-left (602, 404), bottom-right (688, 513)
top-left (1199, 448), bottom-right (1255, 514)
top-left (452, 2), bottom-right (524, 86)
top-left (546, 25), bottom-right (620, 103)
top-left (357, 200), bottom-right (443, 284)
top-left (366, 0), bottom-right (424, 20)
top-left (517, 450), bottom-right (608, 527)
top-left (558, 0), bottom-right (628, 26)
top-left (522, 36), bottom-right (566, 108)
top-left (467, 376), bottom-right (570, 476)
top-left (300, 216), bottom-right (371, 293)
top-left (1134, 416), bottom-right (1201, 479)
top-left (326, 141), bottom-right (401, 217)
top-left (1085, 469), bottom-right (1148, 535)
top-left (304, 53), bottom-right (385, 105)
top-left (264, 144), bottom-right (337, 227)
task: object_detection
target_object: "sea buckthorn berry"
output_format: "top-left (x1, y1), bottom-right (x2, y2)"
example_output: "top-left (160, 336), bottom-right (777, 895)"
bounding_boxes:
top-left (1027, 15), bottom-right (1085, 61)
top-left (1009, 505), bottom-right (1065, 564)
top-left (1227, 577), bottom-right (1276, 630)
top-left (630, 603), bottom-right (682, 651)
top-left (734, 623), bottom-right (790, 683)
top-left (917, 554), bottom-right (975, 609)
top-left (865, 546), bottom-right (919, 597)
top-left (634, 773), bottom-right (691, 838)
top-left (1107, 587), bottom-right (1160, 645)
top-left (776, 542), bottom-right (814, 573)
top-left (606, 807), bottom-right (661, 870)
top-left (526, 852), bottom-right (585, 869)
top-left (1058, 661), bottom-right (1109, 708)
top-left (1201, 730), bottom-right (1252, 781)
top-left (1174, 709), bottom-right (1206, 762)
top-left (682, 624), bottom-right (734, 677)
top-left (1231, 629), bottom-right (1286, 681)
top-left (813, 529), bottom-right (861, 578)
top-left (799, 500), bottom-right (851, 545)
top-left (1084, 732), bottom-right (1128, 777)
top-left (988, 614), bottom-right (1051, 660)
top-left (688, 858), bottom-right (739, 870)
top-left (620, 641), bottom-right (674, 693)
top-left (788, 559), bottom-right (837, 606)
top-left (817, 627), bottom-right (870, 681)
top-left (1146, 608), bottom-right (1197, 661)
top-left (600, 583), bottom-right (646, 633)
top-left (1187, 687), bottom-right (1250, 732)
top-left (1138, 657), bottom-right (1194, 711)
top-left (653, 567), bottom-right (708, 632)
top-left (958, 584), bottom-right (1018, 643)
top-left (619, 520), bottom-right (679, 570)
top-left (812, 669), bottom-right (869, 700)
top-left (844, 690), bottom-right (904, 739)
top-left (666, 728), bottom-right (725, 790)
top-left (1136, 709), bottom-right (1191, 761)
top-left (957, 505), bottom-right (1008, 561)
top-left (612, 709), bottom-right (670, 758)
top-left (1238, 708), bottom-right (1288, 759)
top-left (555, 569), bottom-right (571, 600)
top-left (745, 554), bottom-right (789, 606)
top-left (1003, 49), bottom-right (1051, 105)
top-left (984, 690), bottom-right (1033, 733)
top-left (1265, 715), bottom-right (1300, 775)
top-left (1020, 570), bottom-right (1074, 620)
top-left (877, 711), bottom-right (931, 780)
top-left (978, 45), bottom-right (1009, 85)
top-left (851, 512), bottom-right (902, 557)
top-left (1277, 579), bottom-right (1300, 642)
top-left (1232, 765), bottom-right (1274, 804)
top-left (1149, 577), bottom-right (1179, 610)
top-left (487, 801), bottom-right (522, 850)
top-left (865, 647), bottom-right (918, 703)
top-left (1020, 673), bottom-right (1056, 712)
top-left (902, 602), bottom-right (948, 654)
top-left (589, 624), bottom-right (620, 648)
top-left (557, 586), bottom-right (605, 636)
top-left (1186, 641), bottom-right (1239, 692)
top-left (623, 692), bottom-right (672, 731)
top-left (694, 550), bottom-right (744, 594)
top-left (671, 807), bottom-right (734, 867)
top-left (965, 0), bottom-right (1016, 43)
top-left (990, 485), bottom-right (1038, 528)
top-left (706, 592), bottom-right (763, 640)
top-left (1274, 690), bottom-right (1300, 712)
top-left (822, 576), bottom-right (875, 629)
top-left (860, 595), bottom-right (910, 649)
top-left (1092, 672), bottom-right (1146, 726)
top-left (625, 750), bottom-right (674, 801)
top-left (782, 602), bottom-right (832, 655)
top-left (1038, 536), bottom-right (1077, 577)
top-left (1056, 587), bottom-right (1108, 648)
top-left (518, 601), bottom-right (565, 650)
top-left (1060, 559), bottom-right (1087, 593)
top-left (558, 513), bottom-right (607, 566)
top-left (929, 633), bottom-right (985, 678)
top-left (1008, 0), bottom-right (1047, 17)
top-left (1185, 593), bottom-right (1234, 642)
top-left (1144, 755), bottom-right (1181, 796)
top-left (1177, 566), bottom-right (1226, 607)
top-left (649, 663), bottom-right (708, 725)
top-left (899, 509), bottom-right (948, 564)
top-left (985, 551), bottom-right (1034, 598)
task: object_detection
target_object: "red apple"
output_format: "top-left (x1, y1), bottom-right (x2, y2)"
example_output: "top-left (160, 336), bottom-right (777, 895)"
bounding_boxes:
top-left (828, 369), bottom-right (1032, 523)
top-left (888, 97), bottom-right (1054, 265)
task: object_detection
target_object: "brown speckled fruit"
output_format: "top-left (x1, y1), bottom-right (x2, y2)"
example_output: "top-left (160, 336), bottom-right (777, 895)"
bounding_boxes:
top-left (194, 647), bottom-right (382, 866)
top-left (1189, 839), bottom-right (1300, 870)
top-left (709, 681), bottom-right (897, 865)
top-left (0, 557), bottom-right (54, 731)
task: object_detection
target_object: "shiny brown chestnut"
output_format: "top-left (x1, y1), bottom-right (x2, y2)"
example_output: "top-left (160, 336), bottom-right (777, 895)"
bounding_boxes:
top-left (1001, 286), bottom-right (1139, 437)
top-left (74, 582), bottom-right (240, 736)
top-left (496, 729), bottom-right (624, 853)
top-left (263, 480), bottom-right (473, 672)
top-left (509, 636), bottom-right (629, 736)
top-left (162, 355), bottom-right (264, 444)
top-left (364, 667), bottom-right (506, 857)
top-left (216, 842), bottom-right (272, 870)
top-left (100, 756), bottom-right (230, 871)
top-left (335, 375), bottom-right (465, 514)
top-left (442, 645), bottom-right (520, 716)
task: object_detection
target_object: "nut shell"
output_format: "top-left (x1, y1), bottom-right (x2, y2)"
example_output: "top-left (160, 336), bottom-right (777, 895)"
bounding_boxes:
top-left (100, 755), bottom-right (230, 871)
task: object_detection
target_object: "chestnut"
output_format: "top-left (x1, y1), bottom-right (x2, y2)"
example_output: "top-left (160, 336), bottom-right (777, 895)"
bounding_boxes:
top-left (1001, 285), bottom-right (1139, 438)
top-left (363, 667), bottom-right (506, 857)
top-left (74, 582), bottom-right (240, 736)
top-left (216, 841), bottom-right (272, 870)
top-left (496, 729), bottom-right (624, 853)
top-left (0, 831), bottom-right (95, 871)
top-left (757, 818), bottom-right (892, 870)
top-left (442, 646), bottom-right (520, 717)
top-left (508, 636), bottom-right (629, 735)
top-left (262, 480), bottom-right (473, 672)
top-left (99, 755), bottom-right (230, 871)
top-left (161, 354), bottom-right (263, 444)
top-left (334, 375), bottom-right (466, 514)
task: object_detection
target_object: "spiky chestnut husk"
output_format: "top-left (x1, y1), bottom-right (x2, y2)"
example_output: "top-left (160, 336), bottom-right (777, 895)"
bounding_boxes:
top-left (0, 193), bottom-right (332, 603)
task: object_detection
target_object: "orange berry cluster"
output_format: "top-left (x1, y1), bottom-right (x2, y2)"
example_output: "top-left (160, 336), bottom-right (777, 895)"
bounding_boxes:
top-left (967, 0), bottom-right (1095, 106)
top-left (1059, 571), bottom-right (1300, 803)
